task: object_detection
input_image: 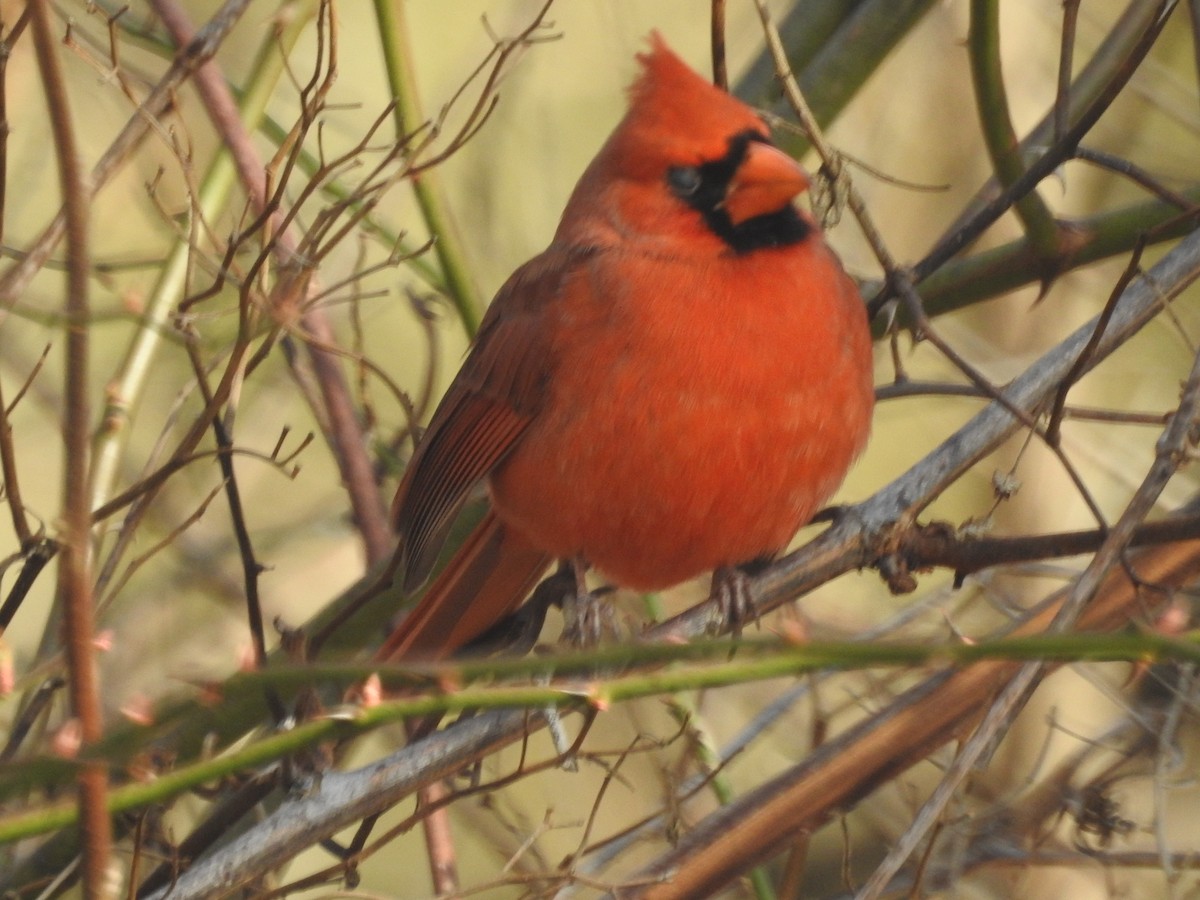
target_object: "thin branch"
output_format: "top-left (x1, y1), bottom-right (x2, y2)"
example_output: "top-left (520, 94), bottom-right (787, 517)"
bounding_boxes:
top-left (29, 0), bottom-right (110, 890)
top-left (1045, 239), bottom-right (1146, 446)
top-left (905, 0), bottom-right (1178, 295)
top-left (0, 375), bottom-right (32, 547)
top-left (0, 0), bottom-right (255, 316)
top-left (0, 10), bottom-right (31, 245)
top-left (888, 513), bottom-right (1200, 584)
top-left (1055, 0), bottom-right (1081, 143)
top-left (1073, 145), bottom-right (1200, 210)
top-left (710, 0), bottom-right (728, 90)
top-left (0, 538), bottom-right (57, 632)
top-left (968, 0), bottom-right (1061, 266)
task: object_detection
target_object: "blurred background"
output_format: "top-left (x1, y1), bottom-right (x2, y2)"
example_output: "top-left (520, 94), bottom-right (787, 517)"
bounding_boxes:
top-left (1, 0), bottom-right (1199, 896)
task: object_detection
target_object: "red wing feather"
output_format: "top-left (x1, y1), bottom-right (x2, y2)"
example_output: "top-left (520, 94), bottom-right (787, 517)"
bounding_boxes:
top-left (378, 509), bottom-right (552, 661)
top-left (392, 248), bottom-right (584, 591)
top-left (392, 391), bottom-right (529, 590)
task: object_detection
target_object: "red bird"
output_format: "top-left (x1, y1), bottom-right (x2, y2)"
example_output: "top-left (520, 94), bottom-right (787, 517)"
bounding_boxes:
top-left (381, 35), bottom-right (873, 660)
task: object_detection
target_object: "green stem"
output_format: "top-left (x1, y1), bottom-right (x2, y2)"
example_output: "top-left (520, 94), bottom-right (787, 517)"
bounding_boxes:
top-left (373, 0), bottom-right (482, 335)
top-left (642, 593), bottom-right (774, 898)
top-left (3, 629), bottom-right (1200, 841)
top-left (742, 0), bottom-right (939, 157)
top-left (968, 0), bottom-right (1062, 262)
top-left (912, 186), bottom-right (1200, 320)
top-left (89, 1), bottom-right (320, 512)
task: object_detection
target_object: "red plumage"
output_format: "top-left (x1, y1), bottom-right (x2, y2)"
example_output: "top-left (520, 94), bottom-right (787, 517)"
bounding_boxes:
top-left (382, 34), bottom-right (873, 661)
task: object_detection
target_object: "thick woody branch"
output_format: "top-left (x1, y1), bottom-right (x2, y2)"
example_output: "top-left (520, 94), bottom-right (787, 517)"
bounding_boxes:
top-left (138, 183), bottom-right (1200, 900)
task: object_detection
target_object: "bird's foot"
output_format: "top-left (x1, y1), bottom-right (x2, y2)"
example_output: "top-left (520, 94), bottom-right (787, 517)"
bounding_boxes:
top-left (519, 559), bottom-right (608, 769)
top-left (558, 557), bottom-right (619, 646)
top-left (562, 584), bottom-right (618, 646)
top-left (709, 561), bottom-right (768, 638)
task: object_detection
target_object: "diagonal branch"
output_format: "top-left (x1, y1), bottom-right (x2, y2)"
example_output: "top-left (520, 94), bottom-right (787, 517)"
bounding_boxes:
top-left (135, 161), bottom-right (1200, 900)
top-left (0, 0), bottom-right (254, 315)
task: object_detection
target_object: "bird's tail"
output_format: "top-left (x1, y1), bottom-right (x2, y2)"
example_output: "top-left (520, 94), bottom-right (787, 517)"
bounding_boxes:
top-left (376, 509), bottom-right (552, 661)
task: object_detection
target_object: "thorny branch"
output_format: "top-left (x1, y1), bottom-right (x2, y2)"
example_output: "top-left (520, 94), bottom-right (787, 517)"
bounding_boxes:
top-left (130, 201), bottom-right (1200, 900)
top-left (3, 3), bottom-right (1200, 898)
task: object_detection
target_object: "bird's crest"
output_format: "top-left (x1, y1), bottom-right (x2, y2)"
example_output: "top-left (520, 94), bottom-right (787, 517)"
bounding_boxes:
top-left (616, 32), bottom-right (767, 170)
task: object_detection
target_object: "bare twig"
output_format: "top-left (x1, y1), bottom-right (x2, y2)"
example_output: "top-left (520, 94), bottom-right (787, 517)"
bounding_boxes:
top-left (710, 0), bottom-right (727, 90)
top-left (0, 0), bottom-right (254, 316)
top-left (0, 10), bottom-right (31, 245)
top-left (907, 0), bottom-right (1178, 294)
top-left (1055, 0), bottom-right (1081, 143)
top-left (1045, 239), bottom-right (1146, 446)
top-left (29, 0), bottom-right (110, 890)
top-left (135, 189), bottom-right (1200, 900)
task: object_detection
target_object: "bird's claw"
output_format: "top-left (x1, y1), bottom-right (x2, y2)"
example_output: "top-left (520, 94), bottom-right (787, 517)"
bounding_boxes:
top-left (709, 565), bottom-right (759, 638)
top-left (561, 584), bottom-right (618, 646)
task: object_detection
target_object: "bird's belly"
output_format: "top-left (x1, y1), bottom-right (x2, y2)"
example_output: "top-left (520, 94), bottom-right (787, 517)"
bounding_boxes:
top-left (489, 361), bottom-right (868, 590)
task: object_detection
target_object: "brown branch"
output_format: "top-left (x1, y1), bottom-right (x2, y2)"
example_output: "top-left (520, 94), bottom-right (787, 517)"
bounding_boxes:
top-left (627, 536), bottom-right (1200, 899)
top-left (135, 176), bottom-right (1200, 900)
top-left (0, 376), bottom-right (31, 547)
top-left (1055, 0), bottom-right (1081, 143)
top-left (0, 676), bottom-right (65, 761)
top-left (1046, 239), bottom-right (1145, 446)
top-left (152, 0), bottom-right (393, 564)
top-left (1074, 146), bottom-right (1200, 211)
top-left (0, 0), bottom-right (254, 315)
top-left (0, 538), bottom-right (57, 632)
top-left (0, 9), bottom-right (30, 246)
top-left (889, 512), bottom-right (1200, 585)
top-left (206, 411), bottom-right (285, 719)
top-left (1190, 0), bottom-right (1200, 103)
top-left (29, 0), bottom-right (110, 891)
top-left (710, 0), bottom-right (728, 90)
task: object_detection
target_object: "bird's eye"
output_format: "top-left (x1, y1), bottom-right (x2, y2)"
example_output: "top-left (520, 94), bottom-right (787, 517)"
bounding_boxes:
top-left (667, 166), bottom-right (702, 197)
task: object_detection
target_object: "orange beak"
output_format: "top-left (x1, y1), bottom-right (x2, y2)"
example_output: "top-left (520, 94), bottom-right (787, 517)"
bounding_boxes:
top-left (723, 142), bottom-right (809, 226)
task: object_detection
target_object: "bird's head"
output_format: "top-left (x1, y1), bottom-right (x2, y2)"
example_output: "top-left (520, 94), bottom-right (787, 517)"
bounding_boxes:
top-left (556, 33), bottom-right (812, 255)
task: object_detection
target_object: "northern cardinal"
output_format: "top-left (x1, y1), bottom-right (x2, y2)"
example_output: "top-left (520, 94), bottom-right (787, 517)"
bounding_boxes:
top-left (381, 35), bottom-right (873, 661)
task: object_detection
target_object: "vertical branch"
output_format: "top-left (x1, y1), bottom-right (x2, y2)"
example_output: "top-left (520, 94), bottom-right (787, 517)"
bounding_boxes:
top-left (1055, 0), bottom-right (1081, 142)
top-left (29, 0), bottom-right (110, 892)
top-left (967, 0), bottom-right (1062, 263)
top-left (150, 0), bottom-right (394, 567)
top-left (0, 11), bottom-right (30, 245)
top-left (1188, 0), bottom-right (1200, 99)
top-left (373, 0), bottom-right (482, 335)
top-left (710, 0), bottom-right (728, 90)
top-left (0, 377), bottom-right (32, 547)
